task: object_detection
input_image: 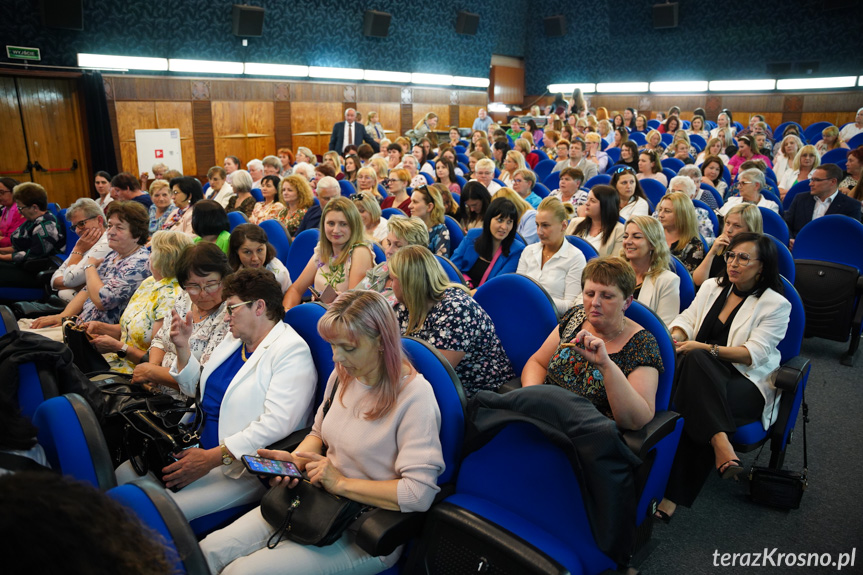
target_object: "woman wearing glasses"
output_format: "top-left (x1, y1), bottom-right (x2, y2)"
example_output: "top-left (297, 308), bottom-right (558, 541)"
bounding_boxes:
top-left (228, 224), bottom-right (292, 293)
top-left (655, 233), bottom-right (790, 522)
top-left (163, 176), bottom-right (204, 234)
top-left (47, 198), bottom-right (112, 302)
top-left (380, 169), bottom-right (412, 215)
top-left (693, 204), bottom-right (762, 287)
top-left (719, 169), bottom-right (780, 216)
top-left (117, 267), bottom-right (317, 523)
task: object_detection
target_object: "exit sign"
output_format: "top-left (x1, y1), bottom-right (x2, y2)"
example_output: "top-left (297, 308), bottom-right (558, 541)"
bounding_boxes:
top-left (6, 46), bottom-right (41, 61)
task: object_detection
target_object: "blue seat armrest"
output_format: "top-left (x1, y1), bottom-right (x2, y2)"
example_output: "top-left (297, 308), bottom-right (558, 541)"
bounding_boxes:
top-left (621, 410), bottom-right (681, 459)
top-left (354, 485), bottom-right (454, 557)
top-left (266, 426), bottom-right (311, 453)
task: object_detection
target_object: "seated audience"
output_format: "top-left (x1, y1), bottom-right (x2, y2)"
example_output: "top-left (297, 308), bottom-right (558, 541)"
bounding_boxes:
top-left (392, 245), bottom-right (515, 396)
top-left (147, 180), bottom-right (176, 233)
top-left (785, 163), bottom-right (862, 244)
top-left (839, 147), bottom-right (862, 196)
top-left (381, 168), bottom-right (412, 215)
top-left (621, 216), bottom-right (680, 326)
top-left (472, 158), bottom-right (501, 195)
top-left (719, 169), bottom-right (780, 216)
top-left (277, 148), bottom-right (294, 177)
top-left (433, 183), bottom-right (459, 218)
top-left (50, 199), bottom-right (111, 302)
top-left (163, 176), bottom-right (204, 234)
top-left (566, 184), bottom-right (625, 256)
top-left (512, 169), bottom-right (542, 209)
top-left (637, 150), bottom-right (668, 187)
top-left (553, 140), bottom-right (598, 181)
top-left (728, 135), bottom-right (772, 177)
top-left (642, 130), bottom-right (664, 155)
top-left (838, 108), bottom-right (863, 142)
top-left (200, 290), bottom-right (444, 574)
top-left (295, 176), bottom-right (340, 235)
top-left (678, 165), bottom-right (719, 211)
top-left (93, 171), bottom-right (114, 210)
top-left (517, 197), bottom-right (586, 313)
top-left (656, 233), bottom-right (790, 522)
top-left (458, 181), bottom-right (492, 231)
top-left (686, 116), bottom-right (709, 140)
top-left (699, 155), bottom-right (729, 199)
top-left (693, 204), bottom-right (762, 287)
top-left (656, 192), bottom-right (706, 273)
top-left (667, 176), bottom-right (716, 247)
top-left (616, 141), bottom-right (639, 171)
top-left (225, 170), bottom-right (256, 218)
top-left (249, 175), bottom-right (285, 225)
top-left (228, 224), bottom-right (291, 293)
top-left (355, 166), bottom-right (382, 201)
top-left (815, 126), bottom-right (850, 155)
top-left (709, 112), bottom-right (736, 139)
top-left (294, 147), bottom-right (316, 166)
top-left (0, 178), bottom-right (25, 248)
top-left (522, 257), bottom-right (661, 430)
top-left (494, 187), bottom-right (538, 245)
top-left (435, 157), bottom-right (461, 195)
top-left (778, 145), bottom-right (820, 198)
top-left (410, 185), bottom-right (450, 256)
top-left (0, 182), bottom-right (64, 288)
top-left (550, 167), bottom-right (585, 206)
top-left (611, 167), bottom-right (651, 220)
top-left (584, 133), bottom-right (610, 173)
top-left (357, 216), bottom-right (428, 306)
top-left (278, 175), bottom-right (314, 236)
top-left (344, 154), bottom-right (360, 184)
top-left (112, 172), bottom-right (153, 209)
top-left (224, 156), bottom-right (240, 185)
top-left (695, 138), bottom-right (730, 166)
top-left (352, 191), bottom-right (388, 244)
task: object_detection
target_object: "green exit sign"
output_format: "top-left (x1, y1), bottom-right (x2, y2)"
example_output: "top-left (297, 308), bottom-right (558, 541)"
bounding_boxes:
top-left (6, 46), bottom-right (41, 61)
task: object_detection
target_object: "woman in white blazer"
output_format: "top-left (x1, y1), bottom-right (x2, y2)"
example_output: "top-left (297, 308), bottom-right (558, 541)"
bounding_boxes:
top-left (116, 268), bottom-right (317, 521)
top-left (620, 216), bottom-right (680, 326)
top-left (655, 233), bottom-right (790, 522)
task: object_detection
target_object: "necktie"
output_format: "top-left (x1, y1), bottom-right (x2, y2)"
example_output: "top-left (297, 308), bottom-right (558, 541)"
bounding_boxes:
top-left (348, 123), bottom-right (353, 148)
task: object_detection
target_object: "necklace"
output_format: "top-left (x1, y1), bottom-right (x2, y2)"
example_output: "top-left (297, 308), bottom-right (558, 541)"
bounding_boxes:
top-left (601, 319), bottom-right (627, 344)
top-left (241, 343), bottom-right (249, 362)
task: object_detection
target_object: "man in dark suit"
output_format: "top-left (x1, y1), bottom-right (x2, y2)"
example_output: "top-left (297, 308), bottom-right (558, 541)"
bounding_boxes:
top-left (328, 108), bottom-right (379, 155)
top-left (785, 163), bottom-right (861, 247)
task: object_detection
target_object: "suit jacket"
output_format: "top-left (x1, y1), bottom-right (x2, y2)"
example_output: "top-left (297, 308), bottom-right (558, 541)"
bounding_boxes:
top-left (637, 270), bottom-right (680, 327)
top-left (784, 190), bottom-right (861, 238)
top-left (172, 321), bottom-right (317, 478)
top-left (669, 278), bottom-right (791, 429)
top-left (295, 203), bottom-right (322, 235)
top-left (450, 228), bottom-right (525, 286)
top-left (329, 122), bottom-right (380, 153)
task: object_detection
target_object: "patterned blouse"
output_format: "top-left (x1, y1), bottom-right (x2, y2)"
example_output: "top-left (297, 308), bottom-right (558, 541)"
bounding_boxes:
top-left (671, 236), bottom-right (705, 273)
top-left (396, 287), bottom-right (515, 397)
top-left (148, 204), bottom-right (176, 234)
top-left (357, 261), bottom-right (396, 306)
top-left (314, 242), bottom-right (374, 293)
top-left (79, 247), bottom-right (152, 324)
top-left (161, 205), bottom-right (189, 231)
top-left (105, 276), bottom-right (182, 373)
top-left (279, 206), bottom-right (308, 237)
top-left (249, 201), bottom-right (286, 225)
top-left (545, 305), bottom-right (663, 420)
top-left (10, 212), bottom-right (65, 262)
top-left (226, 195), bottom-right (257, 218)
top-left (428, 223), bottom-right (451, 257)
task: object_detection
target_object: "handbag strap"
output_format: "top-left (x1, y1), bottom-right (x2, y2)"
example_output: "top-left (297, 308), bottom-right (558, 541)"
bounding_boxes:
top-left (322, 376), bottom-right (339, 418)
top-left (479, 246), bottom-right (503, 287)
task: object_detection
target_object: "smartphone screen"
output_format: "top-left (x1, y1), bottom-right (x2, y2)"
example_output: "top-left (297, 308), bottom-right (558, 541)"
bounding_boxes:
top-left (241, 455), bottom-right (304, 479)
top-left (309, 286), bottom-right (321, 299)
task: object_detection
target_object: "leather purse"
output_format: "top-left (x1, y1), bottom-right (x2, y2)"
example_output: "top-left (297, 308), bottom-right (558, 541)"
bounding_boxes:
top-left (63, 316), bottom-right (110, 374)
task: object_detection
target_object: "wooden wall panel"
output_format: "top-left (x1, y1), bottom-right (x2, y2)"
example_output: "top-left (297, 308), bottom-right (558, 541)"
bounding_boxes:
top-left (212, 102), bottom-right (246, 137)
top-left (274, 101), bottom-right (292, 152)
top-left (155, 102), bottom-right (193, 134)
top-left (412, 88), bottom-right (452, 105)
top-left (115, 101), bottom-right (156, 142)
top-left (290, 101), bottom-right (341, 156)
top-left (801, 93), bottom-right (863, 112)
top-left (180, 139), bottom-right (197, 176)
top-left (120, 142), bottom-right (139, 176)
top-left (112, 77), bottom-right (190, 101)
top-left (459, 91), bottom-right (487, 106)
top-left (191, 101), bottom-right (214, 176)
top-left (459, 106), bottom-right (483, 129)
top-left (490, 66), bottom-right (524, 105)
top-left (357, 85), bottom-right (402, 103)
top-left (401, 104), bottom-right (412, 139)
top-left (245, 102), bottom-right (274, 135)
top-left (801, 112), bottom-right (857, 128)
top-left (0, 77), bottom-right (31, 180)
top-left (214, 139), bottom-right (246, 169)
top-left (291, 83), bottom-right (343, 103)
top-left (209, 81), bottom-right (274, 102)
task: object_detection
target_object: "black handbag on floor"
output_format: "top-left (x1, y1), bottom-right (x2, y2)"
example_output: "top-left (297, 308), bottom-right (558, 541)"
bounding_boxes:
top-left (63, 317), bottom-right (110, 374)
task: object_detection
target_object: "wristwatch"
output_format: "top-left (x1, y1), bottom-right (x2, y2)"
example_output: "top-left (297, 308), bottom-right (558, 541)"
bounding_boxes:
top-left (116, 343), bottom-right (129, 358)
top-left (220, 444), bottom-right (234, 466)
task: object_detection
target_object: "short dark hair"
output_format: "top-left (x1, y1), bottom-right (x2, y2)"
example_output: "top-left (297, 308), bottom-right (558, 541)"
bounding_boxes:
top-left (169, 176), bottom-right (204, 205)
top-left (357, 144), bottom-right (374, 161)
top-left (191, 199), bottom-right (229, 238)
top-left (111, 172), bottom-right (140, 192)
top-left (316, 164), bottom-right (336, 178)
top-left (176, 241), bottom-right (233, 286)
top-left (105, 201), bottom-right (149, 244)
top-left (222, 267), bottom-right (284, 322)
top-left (388, 143), bottom-right (403, 156)
top-left (582, 256), bottom-right (637, 299)
top-left (476, 197), bottom-right (519, 258)
top-left (493, 140), bottom-right (510, 155)
top-left (207, 166), bottom-right (226, 179)
top-left (95, 171), bottom-right (111, 181)
top-left (716, 232), bottom-right (782, 297)
top-left (12, 182), bottom-right (48, 211)
top-left (560, 167), bottom-right (584, 184)
top-left (228, 223), bottom-right (276, 270)
top-left (226, 155), bottom-right (241, 167)
top-left (816, 163), bottom-right (844, 183)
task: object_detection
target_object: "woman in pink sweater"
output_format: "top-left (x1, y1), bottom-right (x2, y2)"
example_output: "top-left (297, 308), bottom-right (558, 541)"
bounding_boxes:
top-left (201, 290), bottom-right (445, 574)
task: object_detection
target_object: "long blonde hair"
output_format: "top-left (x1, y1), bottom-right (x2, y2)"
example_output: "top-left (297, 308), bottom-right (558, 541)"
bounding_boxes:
top-left (622, 216), bottom-right (671, 279)
top-left (659, 192), bottom-right (700, 248)
top-left (493, 187), bottom-right (531, 224)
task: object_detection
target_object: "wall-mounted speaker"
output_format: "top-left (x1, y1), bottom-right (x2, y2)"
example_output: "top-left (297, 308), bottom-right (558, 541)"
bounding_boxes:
top-left (456, 11), bottom-right (480, 35)
top-left (363, 10), bottom-right (391, 38)
top-left (232, 5), bottom-right (264, 37)
top-left (652, 3), bottom-right (678, 29)
top-left (766, 62), bottom-right (792, 77)
top-left (543, 15), bottom-right (566, 37)
top-left (40, 0), bottom-right (83, 31)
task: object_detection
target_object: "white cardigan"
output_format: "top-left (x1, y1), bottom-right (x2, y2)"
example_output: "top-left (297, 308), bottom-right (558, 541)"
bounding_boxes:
top-left (669, 278), bottom-right (791, 429)
top-left (172, 321), bottom-right (317, 478)
top-left (637, 270), bottom-right (680, 327)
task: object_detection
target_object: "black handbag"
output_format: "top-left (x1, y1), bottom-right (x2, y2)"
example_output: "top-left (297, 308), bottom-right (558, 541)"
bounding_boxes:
top-left (260, 377), bottom-right (370, 548)
top-left (748, 387), bottom-right (808, 510)
top-left (63, 317), bottom-right (110, 374)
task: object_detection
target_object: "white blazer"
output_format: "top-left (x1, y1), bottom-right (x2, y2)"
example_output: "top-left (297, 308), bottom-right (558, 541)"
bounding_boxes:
top-left (208, 182), bottom-right (235, 209)
top-left (669, 278), bottom-right (791, 429)
top-left (637, 270), bottom-right (680, 327)
top-left (172, 321), bottom-right (317, 478)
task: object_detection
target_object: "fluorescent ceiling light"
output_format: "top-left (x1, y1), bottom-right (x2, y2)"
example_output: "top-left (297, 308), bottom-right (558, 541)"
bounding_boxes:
top-left (860, 76), bottom-right (863, 87)
top-left (412, 73), bottom-right (453, 86)
top-left (777, 76), bottom-right (857, 90)
top-left (596, 82), bottom-right (648, 93)
top-left (363, 70), bottom-right (411, 83)
top-left (77, 53), bottom-right (167, 71)
top-left (169, 59), bottom-right (243, 74)
top-left (244, 63), bottom-right (308, 77)
top-left (547, 83), bottom-right (595, 94)
top-left (308, 66), bottom-right (364, 80)
top-left (453, 76), bottom-right (490, 88)
top-left (650, 81), bottom-right (708, 93)
top-left (708, 79), bottom-right (776, 91)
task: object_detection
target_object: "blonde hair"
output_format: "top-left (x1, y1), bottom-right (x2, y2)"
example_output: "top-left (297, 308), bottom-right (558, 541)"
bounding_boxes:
top-left (356, 166), bottom-right (379, 192)
top-left (493, 188), bottom-right (531, 223)
top-left (412, 186), bottom-right (445, 225)
top-left (505, 149), bottom-right (527, 173)
top-left (323, 151), bottom-right (342, 171)
top-left (792, 145), bottom-right (821, 170)
top-left (537, 196), bottom-right (567, 222)
top-left (515, 168), bottom-right (536, 186)
top-left (281, 175), bottom-right (314, 209)
top-left (475, 158), bottom-right (496, 173)
top-left (148, 179), bottom-right (170, 195)
top-left (386, 216), bottom-right (429, 246)
top-left (778, 135), bottom-right (803, 161)
top-left (370, 157), bottom-right (389, 179)
top-left (659, 192), bottom-right (700, 248)
top-left (390, 168), bottom-right (411, 185)
top-left (645, 129), bottom-right (662, 146)
top-left (352, 192), bottom-right (382, 226)
top-left (319, 197), bottom-right (367, 267)
top-left (820, 126), bottom-right (843, 151)
top-left (389, 245), bottom-right (468, 335)
top-left (724, 203), bottom-right (763, 235)
top-left (413, 112), bottom-right (438, 132)
top-left (150, 230), bottom-right (194, 278)
top-left (622, 216), bottom-right (671, 279)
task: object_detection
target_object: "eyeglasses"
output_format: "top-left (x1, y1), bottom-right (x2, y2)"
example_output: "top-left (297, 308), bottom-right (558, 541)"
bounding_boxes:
top-left (809, 177), bottom-right (832, 183)
top-left (738, 180), bottom-right (755, 186)
top-left (348, 193), bottom-right (367, 202)
top-left (72, 215), bottom-right (98, 230)
top-left (226, 300), bottom-right (253, 315)
top-left (724, 251), bottom-right (758, 266)
top-left (184, 281), bottom-right (222, 295)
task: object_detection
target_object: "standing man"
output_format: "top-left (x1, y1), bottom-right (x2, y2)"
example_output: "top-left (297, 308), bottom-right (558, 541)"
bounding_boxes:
top-left (785, 163), bottom-right (861, 247)
top-left (329, 108), bottom-right (379, 155)
top-left (472, 108), bottom-right (492, 133)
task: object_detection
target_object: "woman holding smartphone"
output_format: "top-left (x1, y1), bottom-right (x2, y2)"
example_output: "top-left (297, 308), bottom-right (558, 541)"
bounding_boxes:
top-left (200, 290), bottom-right (445, 574)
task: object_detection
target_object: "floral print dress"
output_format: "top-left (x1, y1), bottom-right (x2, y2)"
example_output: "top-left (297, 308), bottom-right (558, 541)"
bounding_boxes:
top-left (249, 201), bottom-right (287, 225)
top-left (79, 247), bottom-right (152, 324)
top-left (313, 242), bottom-right (375, 293)
top-left (428, 223), bottom-right (451, 258)
top-left (671, 236), bottom-right (705, 274)
top-left (279, 206), bottom-right (308, 237)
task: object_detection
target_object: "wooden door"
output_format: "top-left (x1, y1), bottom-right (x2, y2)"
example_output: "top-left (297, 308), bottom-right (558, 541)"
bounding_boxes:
top-left (0, 77), bottom-right (32, 183)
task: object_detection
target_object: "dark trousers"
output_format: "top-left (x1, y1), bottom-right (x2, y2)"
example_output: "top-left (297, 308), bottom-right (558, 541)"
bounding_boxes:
top-left (0, 260), bottom-right (44, 289)
top-left (665, 349), bottom-right (764, 507)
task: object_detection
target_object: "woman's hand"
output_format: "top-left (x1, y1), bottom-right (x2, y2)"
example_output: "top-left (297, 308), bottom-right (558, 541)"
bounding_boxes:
top-left (297, 451), bottom-right (345, 494)
top-left (84, 321), bottom-right (110, 336)
top-left (169, 309), bottom-right (193, 351)
top-left (256, 448), bottom-right (304, 489)
top-left (131, 362), bottom-right (157, 386)
top-left (674, 340), bottom-right (708, 355)
top-left (708, 233), bottom-right (730, 256)
top-left (562, 329), bottom-right (611, 368)
top-left (30, 314), bottom-right (62, 329)
top-left (74, 226), bottom-right (102, 253)
top-left (86, 257), bottom-right (104, 268)
top-left (161, 447), bottom-right (220, 491)
top-left (89, 334), bottom-right (122, 354)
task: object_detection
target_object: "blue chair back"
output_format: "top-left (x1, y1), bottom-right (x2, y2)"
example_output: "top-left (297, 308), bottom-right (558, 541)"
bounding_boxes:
top-left (721, 165), bottom-right (732, 187)
top-left (604, 147), bottom-right (621, 163)
top-left (474, 274), bottom-right (560, 376)
top-left (765, 166), bottom-right (778, 183)
top-left (494, 166), bottom-right (501, 178)
top-left (420, 172), bottom-right (434, 185)
top-left (402, 336), bottom-right (467, 485)
top-left (533, 160), bottom-right (557, 183)
top-left (662, 157), bottom-right (685, 173)
top-left (689, 134), bottom-right (707, 149)
top-left (782, 180), bottom-right (810, 211)
top-left (629, 132), bottom-right (647, 146)
top-left (284, 302), bottom-right (332, 409)
top-left (532, 182), bottom-right (551, 199)
top-left (451, 192), bottom-right (460, 205)
top-left (338, 179), bottom-right (356, 197)
top-left (33, 394), bottom-right (116, 490)
top-left (47, 202), bottom-right (60, 216)
top-left (456, 153), bottom-right (470, 166)
top-left (767, 234), bottom-right (796, 283)
top-left (760, 190), bottom-right (784, 216)
top-left (250, 188), bottom-right (264, 202)
top-left (435, 255), bottom-right (465, 285)
top-left (454, 145), bottom-right (467, 154)
top-left (624, 300), bottom-right (676, 410)
top-left (371, 242), bottom-right (386, 264)
top-left (848, 132), bottom-right (863, 149)
top-left (542, 171), bottom-right (560, 191)
top-left (444, 215), bottom-right (464, 253)
top-left (821, 148), bottom-right (849, 164)
top-left (647, 119), bottom-right (660, 129)
top-left (457, 162), bottom-right (470, 176)
top-left (377, 183), bottom-right (389, 198)
top-left (585, 174), bottom-right (611, 189)
top-left (759, 206), bottom-right (790, 246)
top-left (803, 121), bottom-right (833, 142)
top-left (258, 219), bottom-right (291, 266)
top-left (534, 149), bottom-right (550, 162)
top-left (565, 235), bottom-right (599, 260)
top-left (227, 210), bottom-right (247, 231)
top-left (670, 256), bottom-right (695, 315)
top-left (700, 183), bottom-right (723, 207)
top-left (793, 215), bottom-right (863, 272)
top-left (639, 178), bottom-right (667, 208)
top-left (661, 168), bottom-right (677, 183)
top-left (660, 133), bottom-right (674, 146)
top-left (454, 175), bottom-right (467, 190)
top-left (286, 229), bottom-right (319, 297)
top-left (109, 481), bottom-right (210, 575)
top-left (733, 121), bottom-right (745, 133)
top-left (692, 199), bottom-right (719, 236)
top-left (493, 178), bottom-right (506, 188)
top-left (382, 207), bottom-right (406, 219)
top-left (774, 122), bottom-right (802, 141)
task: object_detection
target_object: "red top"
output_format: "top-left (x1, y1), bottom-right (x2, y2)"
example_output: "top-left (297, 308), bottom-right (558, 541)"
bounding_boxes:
top-left (381, 196), bottom-right (412, 216)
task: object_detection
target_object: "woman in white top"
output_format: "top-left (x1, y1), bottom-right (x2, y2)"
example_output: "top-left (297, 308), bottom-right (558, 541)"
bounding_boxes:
top-left (709, 112), bottom-right (735, 139)
top-left (566, 185), bottom-right (625, 256)
top-left (637, 150), bottom-right (668, 187)
top-left (228, 224), bottom-right (292, 293)
top-left (352, 191), bottom-right (388, 245)
top-left (499, 150), bottom-right (526, 188)
top-left (778, 145), bottom-right (820, 199)
top-left (495, 187), bottom-right (538, 245)
top-left (772, 135), bottom-right (803, 185)
top-left (517, 197), bottom-right (585, 313)
top-left (611, 168), bottom-right (651, 220)
top-left (686, 116), bottom-right (709, 141)
top-left (621, 216), bottom-right (680, 326)
top-left (720, 169), bottom-right (780, 215)
top-left (94, 171), bottom-right (114, 210)
top-left (695, 137), bottom-right (730, 166)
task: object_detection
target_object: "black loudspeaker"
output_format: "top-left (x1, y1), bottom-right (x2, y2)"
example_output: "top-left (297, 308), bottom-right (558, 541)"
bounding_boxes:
top-left (766, 62), bottom-right (792, 77)
top-left (652, 3), bottom-right (679, 29)
top-left (232, 4), bottom-right (264, 37)
top-left (543, 15), bottom-right (566, 37)
top-left (40, 0), bottom-right (83, 31)
top-left (456, 11), bottom-right (480, 35)
top-left (363, 10), bottom-right (391, 38)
